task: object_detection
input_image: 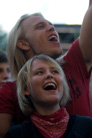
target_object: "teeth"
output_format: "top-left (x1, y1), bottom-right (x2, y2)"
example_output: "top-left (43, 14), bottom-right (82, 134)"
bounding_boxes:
top-left (48, 35), bottom-right (57, 41)
top-left (43, 83), bottom-right (56, 89)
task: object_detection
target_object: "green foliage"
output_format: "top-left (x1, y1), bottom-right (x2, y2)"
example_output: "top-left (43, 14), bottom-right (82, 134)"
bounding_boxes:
top-left (74, 33), bottom-right (80, 40)
top-left (0, 30), bottom-right (8, 51)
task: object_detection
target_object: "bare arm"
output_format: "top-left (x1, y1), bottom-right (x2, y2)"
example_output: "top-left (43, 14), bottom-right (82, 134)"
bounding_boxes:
top-left (89, 0), bottom-right (92, 6)
top-left (80, 0), bottom-right (92, 116)
top-left (79, 3), bottom-right (92, 72)
top-left (0, 114), bottom-right (13, 138)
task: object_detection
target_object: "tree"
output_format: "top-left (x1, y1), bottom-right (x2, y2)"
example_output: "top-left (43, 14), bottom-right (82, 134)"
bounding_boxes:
top-left (0, 27), bottom-right (8, 51)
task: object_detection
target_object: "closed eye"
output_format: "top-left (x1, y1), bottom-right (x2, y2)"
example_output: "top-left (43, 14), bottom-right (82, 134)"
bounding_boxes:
top-left (36, 22), bottom-right (44, 29)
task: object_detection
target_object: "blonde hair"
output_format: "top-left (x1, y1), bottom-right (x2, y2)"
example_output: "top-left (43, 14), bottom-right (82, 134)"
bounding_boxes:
top-left (17, 54), bottom-right (70, 116)
top-left (7, 13), bottom-right (44, 80)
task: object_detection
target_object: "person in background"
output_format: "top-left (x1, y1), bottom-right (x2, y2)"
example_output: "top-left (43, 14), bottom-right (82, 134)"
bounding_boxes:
top-left (0, 50), bottom-right (11, 86)
top-left (5, 54), bottom-right (92, 138)
top-left (0, 0), bottom-right (92, 137)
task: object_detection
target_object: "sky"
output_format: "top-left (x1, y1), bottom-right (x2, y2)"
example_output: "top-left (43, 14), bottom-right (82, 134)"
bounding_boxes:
top-left (0, 0), bottom-right (89, 32)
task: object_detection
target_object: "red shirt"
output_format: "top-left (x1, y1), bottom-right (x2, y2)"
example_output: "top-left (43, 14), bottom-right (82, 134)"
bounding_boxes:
top-left (63, 39), bottom-right (91, 116)
top-left (0, 81), bottom-right (27, 124)
top-left (0, 39), bottom-right (91, 125)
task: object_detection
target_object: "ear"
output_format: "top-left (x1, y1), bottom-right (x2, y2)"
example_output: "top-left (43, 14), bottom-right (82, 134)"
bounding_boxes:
top-left (17, 40), bottom-right (30, 50)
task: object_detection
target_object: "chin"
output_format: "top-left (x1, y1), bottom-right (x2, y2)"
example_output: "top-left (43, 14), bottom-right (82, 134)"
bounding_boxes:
top-left (46, 97), bottom-right (60, 105)
top-left (50, 52), bottom-right (62, 59)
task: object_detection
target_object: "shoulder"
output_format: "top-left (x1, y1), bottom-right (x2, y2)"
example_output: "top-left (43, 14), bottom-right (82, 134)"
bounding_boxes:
top-left (63, 38), bottom-right (80, 59)
top-left (0, 81), bottom-right (16, 96)
top-left (70, 114), bottom-right (92, 122)
top-left (4, 119), bottom-right (36, 138)
top-left (70, 115), bottom-right (92, 130)
top-left (0, 81), bottom-right (17, 114)
top-left (64, 115), bottom-right (92, 137)
top-left (0, 81), bottom-right (16, 91)
top-left (57, 38), bottom-right (80, 64)
top-left (4, 120), bottom-right (30, 138)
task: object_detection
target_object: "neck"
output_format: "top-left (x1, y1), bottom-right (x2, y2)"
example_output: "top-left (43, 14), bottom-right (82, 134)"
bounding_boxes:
top-left (24, 49), bottom-right (36, 61)
top-left (34, 104), bottom-right (60, 115)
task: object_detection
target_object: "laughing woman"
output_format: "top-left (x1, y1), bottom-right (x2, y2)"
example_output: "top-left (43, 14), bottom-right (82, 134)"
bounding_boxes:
top-left (5, 54), bottom-right (92, 138)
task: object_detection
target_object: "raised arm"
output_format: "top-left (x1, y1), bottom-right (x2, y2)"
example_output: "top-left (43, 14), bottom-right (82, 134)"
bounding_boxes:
top-left (79, 2), bottom-right (92, 72)
top-left (89, 0), bottom-right (92, 6)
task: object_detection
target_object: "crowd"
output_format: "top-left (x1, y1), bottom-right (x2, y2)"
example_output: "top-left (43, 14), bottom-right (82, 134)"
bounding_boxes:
top-left (0, 0), bottom-right (92, 137)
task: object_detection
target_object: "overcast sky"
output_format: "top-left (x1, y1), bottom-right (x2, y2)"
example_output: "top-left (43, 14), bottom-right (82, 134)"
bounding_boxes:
top-left (0, 0), bottom-right (89, 32)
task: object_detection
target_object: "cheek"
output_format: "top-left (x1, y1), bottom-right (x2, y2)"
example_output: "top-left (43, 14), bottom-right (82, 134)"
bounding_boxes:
top-left (31, 77), bottom-right (40, 85)
top-left (33, 35), bottom-right (45, 50)
top-left (58, 77), bottom-right (63, 85)
top-left (28, 84), bottom-right (36, 99)
top-left (31, 77), bottom-right (42, 92)
top-left (0, 73), bottom-right (3, 78)
top-left (58, 77), bottom-right (64, 91)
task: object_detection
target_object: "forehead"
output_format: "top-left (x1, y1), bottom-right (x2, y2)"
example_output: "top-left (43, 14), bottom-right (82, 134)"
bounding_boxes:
top-left (0, 63), bottom-right (9, 68)
top-left (0, 63), bottom-right (9, 71)
top-left (22, 15), bottom-right (52, 29)
top-left (31, 59), bottom-right (56, 71)
top-left (32, 59), bottom-right (50, 67)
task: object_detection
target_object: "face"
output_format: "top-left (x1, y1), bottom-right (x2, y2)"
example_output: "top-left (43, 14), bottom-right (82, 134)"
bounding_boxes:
top-left (27, 59), bottom-right (64, 112)
top-left (0, 63), bottom-right (11, 86)
top-left (22, 15), bottom-right (62, 59)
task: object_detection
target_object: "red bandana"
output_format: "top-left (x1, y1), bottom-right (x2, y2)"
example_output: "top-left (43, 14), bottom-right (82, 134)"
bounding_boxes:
top-left (31, 108), bottom-right (69, 138)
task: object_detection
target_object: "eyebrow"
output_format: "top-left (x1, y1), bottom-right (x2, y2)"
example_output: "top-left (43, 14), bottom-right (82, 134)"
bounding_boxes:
top-left (34, 19), bottom-right (54, 27)
top-left (32, 66), bottom-right (58, 72)
top-left (32, 67), bottom-right (44, 72)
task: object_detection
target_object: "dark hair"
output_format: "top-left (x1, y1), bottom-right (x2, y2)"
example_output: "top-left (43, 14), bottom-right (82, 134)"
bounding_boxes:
top-left (0, 50), bottom-right (8, 63)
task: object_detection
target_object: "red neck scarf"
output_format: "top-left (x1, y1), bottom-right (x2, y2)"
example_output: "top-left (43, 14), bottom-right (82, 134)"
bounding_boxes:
top-left (31, 108), bottom-right (69, 138)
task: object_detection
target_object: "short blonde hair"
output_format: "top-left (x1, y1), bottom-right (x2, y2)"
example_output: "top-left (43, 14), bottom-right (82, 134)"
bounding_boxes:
top-left (17, 54), bottom-right (70, 116)
top-left (7, 13), bottom-right (44, 80)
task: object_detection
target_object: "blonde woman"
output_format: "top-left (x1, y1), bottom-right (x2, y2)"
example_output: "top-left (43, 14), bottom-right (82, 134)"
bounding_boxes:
top-left (5, 55), bottom-right (92, 138)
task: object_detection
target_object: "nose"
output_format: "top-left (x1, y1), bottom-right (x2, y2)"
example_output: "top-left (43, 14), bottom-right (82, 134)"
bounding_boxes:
top-left (45, 71), bottom-right (53, 79)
